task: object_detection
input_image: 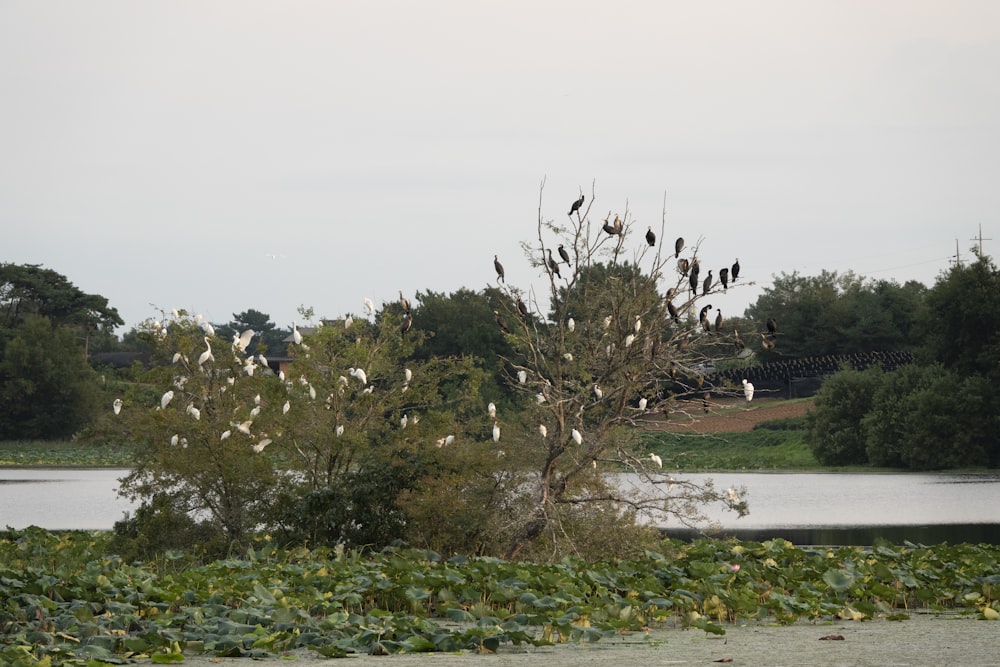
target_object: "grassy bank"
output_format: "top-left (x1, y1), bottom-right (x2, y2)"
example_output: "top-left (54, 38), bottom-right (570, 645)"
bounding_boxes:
top-left (0, 439), bottom-right (134, 467)
top-left (643, 415), bottom-right (820, 470)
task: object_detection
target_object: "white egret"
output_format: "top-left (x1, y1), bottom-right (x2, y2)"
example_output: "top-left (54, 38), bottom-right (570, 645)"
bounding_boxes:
top-left (518, 370), bottom-right (527, 384)
top-left (160, 390), bottom-right (174, 410)
top-left (258, 353), bottom-right (268, 369)
top-left (634, 315), bottom-right (642, 333)
top-left (571, 429), bottom-right (583, 445)
top-left (201, 321), bottom-right (215, 337)
top-left (345, 315), bottom-right (354, 328)
top-left (112, 398), bottom-right (123, 415)
top-left (170, 434), bottom-right (179, 446)
top-left (180, 438), bottom-right (188, 448)
top-left (593, 384), bottom-right (603, 400)
top-left (172, 352), bottom-right (183, 364)
top-left (220, 430), bottom-right (232, 440)
top-left (435, 437), bottom-right (446, 448)
top-left (488, 402), bottom-right (496, 418)
top-left (444, 434), bottom-right (455, 446)
top-left (198, 337), bottom-right (214, 367)
top-left (237, 420), bottom-right (253, 435)
top-left (363, 385), bottom-right (374, 395)
top-left (252, 438), bottom-right (272, 453)
top-left (364, 297), bottom-right (376, 315)
top-left (563, 353), bottom-right (573, 361)
top-left (250, 405), bottom-right (261, 418)
top-left (405, 368), bottom-right (413, 383)
top-left (233, 329), bottom-right (254, 352)
top-left (493, 422), bottom-right (500, 442)
top-left (254, 394), bottom-right (261, 405)
top-left (349, 367), bottom-right (368, 386)
top-left (650, 453), bottom-right (663, 468)
top-left (292, 322), bottom-right (303, 345)
top-left (283, 400), bottom-right (291, 415)
top-left (638, 397), bottom-right (648, 411)
top-left (603, 315), bottom-right (612, 329)
top-left (412, 413), bottom-right (420, 425)
top-left (308, 384), bottom-right (317, 400)
top-left (186, 404), bottom-right (201, 420)
top-left (567, 317), bottom-right (575, 332)
top-left (278, 370), bottom-right (286, 382)
top-left (336, 425), bottom-right (345, 437)
top-left (536, 393), bottom-right (546, 404)
top-left (625, 334), bottom-right (635, 348)
top-left (742, 378), bottom-right (754, 402)
top-left (539, 424), bottom-right (547, 438)
top-left (401, 414), bottom-right (408, 429)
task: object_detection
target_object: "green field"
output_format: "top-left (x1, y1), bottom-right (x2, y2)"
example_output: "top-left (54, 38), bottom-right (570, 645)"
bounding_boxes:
top-left (0, 440), bottom-right (134, 467)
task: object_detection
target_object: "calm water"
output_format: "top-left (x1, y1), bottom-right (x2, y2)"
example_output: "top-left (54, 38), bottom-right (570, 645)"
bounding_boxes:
top-left (2, 468), bottom-right (998, 545)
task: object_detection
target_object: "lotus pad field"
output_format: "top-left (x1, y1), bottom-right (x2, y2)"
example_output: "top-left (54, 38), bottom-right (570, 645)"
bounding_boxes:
top-left (1, 528), bottom-right (998, 665)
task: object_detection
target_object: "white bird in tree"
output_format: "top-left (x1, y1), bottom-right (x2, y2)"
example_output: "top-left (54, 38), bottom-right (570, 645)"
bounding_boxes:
top-left (252, 438), bottom-right (272, 453)
top-left (345, 315), bottom-right (354, 328)
top-left (567, 317), bottom-right (575, 332)
top-left (258, 352), bottom-right (268, 368)
top-left (172, 352), bottom-right (183, 364)
top-left (405, 368), bottom-right (413, 383)
top-left (336, 425), bottom-right (345, 437)
top-left (638, 397), bottom-right (648, 411)
top-left (593, 384), bottom-right (603, 400)
top-left (539, 424), bottom-right (547, 438)
top-left (493, 422), bottom-right (501, 442)
top-left (221, 430), bottom-right (231, 440)
top-left (198, 337), bottom-right (214, 367)
top-left (364, 297), bottom-right (376, 315)
top-left (250, 405), bottom-right (261, 418)
top-left (445, 434), bottom-right (455, 446)
top-left (237, 420), bottom-right (253, 435)
top-left (160, 390), bottom-right (174, 410)
top-left (401, 414), bottom-right (408, 429)
top-left (536, 393), bottom-right (546, 404)
top-left (254, 394), bottom-right (261, 405)
top-left (488, 402), bottom-right (496, 418)
top-left (186, 404), bottom-right (201, 420)
top-left (571, 429), bottom-right (583, 445)
top-left (634, 315), bottom-right (642, 333)
top-left (283, 400), bottom-right (291, 415)
top-left (650, 453), bottom-right (663, 468)
top-left (308, 384), bottom-right (317, 400)
top-left (625, 334), bottom-right (636, 348)
top-left (234, 329), bottom-right (255, 353)
top-left (201, 320), bottom-right (215, 337)
top-left (742, 378), bottom-right (754, 402)
top-left (518, 370), bottom-right (527, 384)
top-left (292, 322), bottom-right (303, 345)
top-left (349, 367), bottom-right (368, 386)
top-left (170, 434), bottom-right (179, 446)
top-left (112, 399), bottom-right (123, 415)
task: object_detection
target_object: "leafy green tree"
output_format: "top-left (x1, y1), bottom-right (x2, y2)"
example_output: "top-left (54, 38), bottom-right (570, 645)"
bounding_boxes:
top-left (211, 309), bottom-right (289, 357)
top-left (492, 187), bottom-right (747, 559)
top-left (0, 263), bottom-right (123, 355)
top-left (0, 315), bottom-right (102, 439)
top-left (805, 366), bottom-right (882, 466)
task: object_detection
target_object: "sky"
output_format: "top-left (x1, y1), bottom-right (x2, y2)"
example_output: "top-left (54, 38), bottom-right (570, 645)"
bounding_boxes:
top-left (3, 1), bottom-right (999, 333)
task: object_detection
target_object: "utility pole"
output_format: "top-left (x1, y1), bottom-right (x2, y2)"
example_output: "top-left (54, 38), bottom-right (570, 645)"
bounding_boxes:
top-left (970, 224), bottom-right (992, 256)
top-left (951, 239), bottom-right (962, 268)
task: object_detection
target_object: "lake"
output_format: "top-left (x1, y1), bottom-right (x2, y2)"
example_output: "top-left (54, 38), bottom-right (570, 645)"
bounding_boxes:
top-left (2, 468), bottom-right (998, 545)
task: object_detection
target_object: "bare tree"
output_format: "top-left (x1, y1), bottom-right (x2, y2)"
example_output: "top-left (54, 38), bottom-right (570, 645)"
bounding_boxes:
top-left (493, 181), bottom-right (748, 559)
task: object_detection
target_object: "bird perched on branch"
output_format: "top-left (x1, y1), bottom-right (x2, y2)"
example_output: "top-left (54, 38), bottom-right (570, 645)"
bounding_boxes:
top-left (558, 244), bottom-right (571, 265)
top-left (719, 267), bottom-right (729, 291)
top-left (569, 194), bottom-right (584, 216)
top-left (399, 290), bottom-right (411, 314)
top-left (493, 255), bottom-right (505, 283)
top-left (675, 237), bottom-right (685, 258)
top-left (677, 257), bottom-right (690, 277)
top-left (494, 310), bottom-right (510, 334)
top-left (732, 258), bottom-right (741, 282)
top-left (702, 270), bottom-right (713, 295)
top-left (645, 226), bottom-right (656, 247)
top-left (767, 318), bottom-right (777, 335)
top-left (546, 249), bottom-right (562, 278)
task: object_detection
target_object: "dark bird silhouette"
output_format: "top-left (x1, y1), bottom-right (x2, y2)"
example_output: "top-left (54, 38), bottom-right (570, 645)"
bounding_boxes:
top-left (645, 226), bottom-right (656, 247)
top-left (516, 296), bottom-right (529, 319)
top-left (602, 217), bottom-right (618, 236)
top-left (734, 329), bottom-right (746, 352)
top-left (767, 318), bottom-right (777, 335)
top-left (731, 258), bottom-right (741, 282)
top-left (666, 300), bottom-right (679, 322)
top-left (678, 258), bottom-right (690, 277)
top-left (558, 244), bottom-right (571, 265)
top-left (400, 313), bottom-right (412, 336)
top-left (702, 270), bottom-right (713, 295)
top-left (714, 309), bottom-right (723, 332)
top-left (546, 249), bottom-right (562, 278)
top-left (674, 237), bottom-right (685, 258)
top-left (719, 267), bottom-right (729, 291)
top-left (760, 333), bottom-right (775, 351)
top-left (494, 255), bottom-right (505, 283)
top-left (399, 290), bottom-right (411, 314)
top-left (689, 262), bottom-right (700, 295)
top-left (569, 194), bottom-right (584, 216)
top-left (494, 310), bottom-right (510, 334)
top-left (699, 304), bottom-right (713, 325)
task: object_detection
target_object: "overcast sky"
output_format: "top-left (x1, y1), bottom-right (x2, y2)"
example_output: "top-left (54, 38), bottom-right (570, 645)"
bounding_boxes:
top-left (3, 1), bottom-right (998, 332)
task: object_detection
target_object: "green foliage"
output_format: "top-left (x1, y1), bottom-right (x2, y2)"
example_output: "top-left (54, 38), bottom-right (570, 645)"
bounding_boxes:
top-left (805, 366), bottom-right (883, 466)
top-left (0, 315), bottom-right (103, 439)
top-left (0, 262), bottom-right (123, 334)
top-left (2, 528), bottom-right (998, 664)
top-left (745, 270), bottom-right (925, 358)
